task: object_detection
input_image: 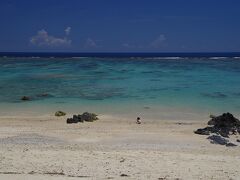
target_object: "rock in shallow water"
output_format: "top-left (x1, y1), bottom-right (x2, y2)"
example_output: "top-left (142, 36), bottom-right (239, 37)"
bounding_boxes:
top-left (21, 96), bottom-right (31, 101)
top-left (21, 93), bottom-right (53, 102)
top-left (36, 93), bottom-right (51, 97)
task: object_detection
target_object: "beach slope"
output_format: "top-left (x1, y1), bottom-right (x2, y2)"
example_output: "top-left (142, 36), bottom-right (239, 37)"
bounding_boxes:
top-left (0, 115), bottom-right (239, 180)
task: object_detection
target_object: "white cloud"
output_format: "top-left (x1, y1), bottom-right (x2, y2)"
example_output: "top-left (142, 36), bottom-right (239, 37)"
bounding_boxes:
top-left (122, 35), bottom-right (167, 50)
top-left (84, 38), bottom-right (97, 48)
top-left (30, 29), bottom-right (71, 47)
top-left (65, 27), bottom-right (71, 36)
top-left (150, 34), bottom-right (166, 48)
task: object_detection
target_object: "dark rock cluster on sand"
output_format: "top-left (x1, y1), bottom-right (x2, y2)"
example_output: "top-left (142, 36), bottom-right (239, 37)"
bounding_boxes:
top-left (67, 112), bottom-right (98, 124)
top-left (194, 113), bottom-right (240, 146)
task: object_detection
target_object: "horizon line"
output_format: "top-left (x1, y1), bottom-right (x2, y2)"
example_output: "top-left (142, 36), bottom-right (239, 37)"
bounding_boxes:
top-left (1, 51), bottom-right (240, 53)
top-left (1, 52), bottom-right (240, 58)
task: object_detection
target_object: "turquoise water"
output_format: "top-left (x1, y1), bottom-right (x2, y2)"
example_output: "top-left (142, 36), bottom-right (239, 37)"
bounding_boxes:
top-left (0, 56), bottom-right (240, 119)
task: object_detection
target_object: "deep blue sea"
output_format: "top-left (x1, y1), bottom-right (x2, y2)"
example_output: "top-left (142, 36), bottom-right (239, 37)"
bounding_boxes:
top-left (0, 52), bottom-right (240, 120)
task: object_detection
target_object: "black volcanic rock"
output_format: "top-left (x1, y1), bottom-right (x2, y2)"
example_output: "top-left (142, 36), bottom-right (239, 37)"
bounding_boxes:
top-left (195, 113), bottom-right (240, 137)
top-left (208, 112), bottom-right (240, 127)
top-left (21, 96), bottom-right (31, 101)
top-left (66, 112), bottom-right (98, 124)
top-left (194, 113), bottom-right (240, 146)
top-left (207, 135), bottom-right (229, 145)
top-left (194, 127), bottom-right (212, 135)
top-left (66, 116), bottom-right (79, 124)
top-left (81, 112), bottom-right (98, 122)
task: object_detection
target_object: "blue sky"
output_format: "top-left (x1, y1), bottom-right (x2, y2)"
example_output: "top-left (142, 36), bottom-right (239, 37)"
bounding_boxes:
top-left (0, 0), bottom-right (240, 52)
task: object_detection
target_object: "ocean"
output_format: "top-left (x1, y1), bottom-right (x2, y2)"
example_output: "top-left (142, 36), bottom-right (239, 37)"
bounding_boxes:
top-left (0, 52), bottom-right (240, 120)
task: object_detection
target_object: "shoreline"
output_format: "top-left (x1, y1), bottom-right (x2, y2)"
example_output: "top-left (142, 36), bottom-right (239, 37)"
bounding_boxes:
top-left (0, 101), bottom-right (221, 122)
top-left (0, 114), bottom-right (239, 179)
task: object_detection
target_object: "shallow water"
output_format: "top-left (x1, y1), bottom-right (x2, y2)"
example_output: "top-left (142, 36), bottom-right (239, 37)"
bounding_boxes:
top-left (0, 56), bottom-right (240, 120)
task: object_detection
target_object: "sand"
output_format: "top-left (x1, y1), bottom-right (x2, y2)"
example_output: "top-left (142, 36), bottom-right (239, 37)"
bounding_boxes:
top-left (0, 114), bottom-right (239, 180)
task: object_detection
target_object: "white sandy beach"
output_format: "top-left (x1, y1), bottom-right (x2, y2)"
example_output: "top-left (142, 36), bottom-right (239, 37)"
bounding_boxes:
top-left (0, 114), bottom-right (239, 180)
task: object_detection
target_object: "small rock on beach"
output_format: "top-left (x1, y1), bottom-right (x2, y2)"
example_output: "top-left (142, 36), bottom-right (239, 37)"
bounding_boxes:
top-left (55, 111), bottom-right (66, 117)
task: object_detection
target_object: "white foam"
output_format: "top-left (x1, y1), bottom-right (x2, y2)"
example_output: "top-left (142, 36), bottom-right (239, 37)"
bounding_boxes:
top-left (71, 57), bottom-right (87, 59)
top-left (146, 57), bottom-right (183, 60)
top-left (209, 57), bottom-right (227, 60)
